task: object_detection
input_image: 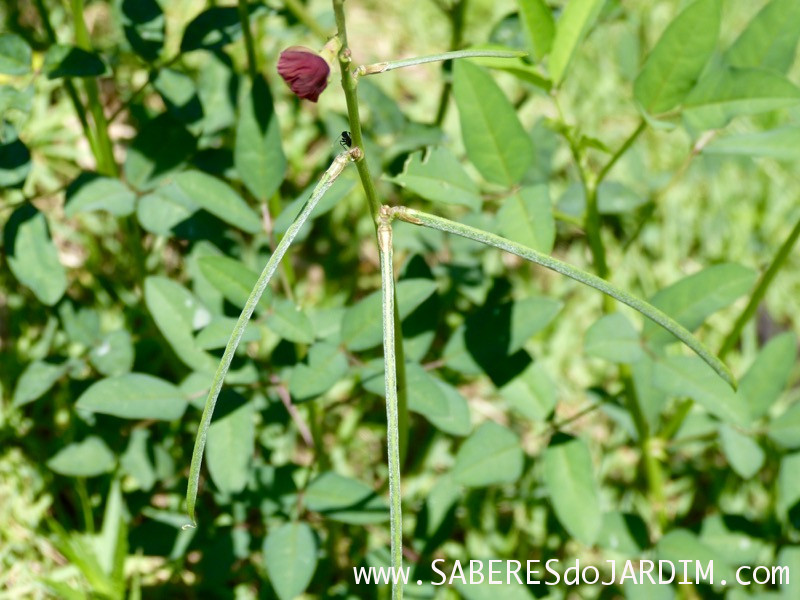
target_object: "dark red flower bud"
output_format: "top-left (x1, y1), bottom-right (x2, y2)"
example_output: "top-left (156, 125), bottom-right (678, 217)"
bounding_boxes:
top-left (277, 46), bottom-right (330, 102)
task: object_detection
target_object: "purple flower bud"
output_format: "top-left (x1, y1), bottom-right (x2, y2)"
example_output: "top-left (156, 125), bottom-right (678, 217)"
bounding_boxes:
top-left (277, 46), bottom-right (330, 102)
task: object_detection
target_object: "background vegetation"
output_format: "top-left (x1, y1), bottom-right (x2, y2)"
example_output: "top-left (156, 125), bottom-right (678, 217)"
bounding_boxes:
top-left (1, 0), bottom-right (799, 598)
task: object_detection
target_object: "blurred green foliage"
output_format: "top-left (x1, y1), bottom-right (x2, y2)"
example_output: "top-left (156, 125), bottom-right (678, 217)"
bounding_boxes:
top-left (1, 0), bottom-right (800, 598)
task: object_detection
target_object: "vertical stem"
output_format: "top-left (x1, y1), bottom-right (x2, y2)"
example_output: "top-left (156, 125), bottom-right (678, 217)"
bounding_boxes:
top-left (332, 0), bottom-right (409, 457)
top-left (71, 0), bottom-right (117, 176)
top-left (719, 213), bottom-right (800, 359)
top-left (584, 180), bottom-right (608, 279)
top-left (433, 0), bottom-right (468, 126)
top-left (34, 0), bottom-right (101, 165)
top-left (379, 210), bottom-right (403, 599)
top-left (237, 0), bottom-right (259, 79)
top-left (75, 478), bottom-right (95, 534)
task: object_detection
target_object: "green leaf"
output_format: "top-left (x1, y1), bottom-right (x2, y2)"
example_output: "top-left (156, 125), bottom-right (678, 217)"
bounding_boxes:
top-left (65, 174), bottom-right (137, 217)
top-left (703, 125), bottom-right (800, 161)
top-left (499, 361), bottom-right (556, 421)
top-left (304, 472), bottom-right (389, 524)
top-left (47, 437), bottom-right (115, 477)
top-left (597, 512), bottom-right (648, 554)
top-left (341, 279), bottom-right (438, 351)
top-left (507, 296), bottom-right (562, 353)
top-left (453, 60), bottom-right (534, 187)
top-left (408, 364), bottom-right (471, 436)
top-left (633, 0), bottom-right (721, 115)
top-left (517, 0), bottom-right (555, 59)
top-left (144, 276), bottom-right (216, 372)
top-left (44, 45), bottom-right (107, 79)
top-left (719, 424), bottom-right (765, 478)
top-left (654, 356), bottom-right (749, 426)
top-left (266, 299), bottom-right (314, 345)
top-left (120, 429), bottom-right (156, 491)
top-left (452, 422), bottom-right (523, 487)
top-left (76, 373), bottom-right (188, 420)
top-left (13, 360), bottom-right (67, 407)
top-left (173, 170), bottom-right (261, 234)
top-left (779, 546), bottom-right (800, 600)
top-left (198, 255), bottom-right (271, 311)
top-left (389, 147), bottom-right (481, 210)
top-left (0, 132), bottom-right (31, 188)
top-left (548, 0), bottom-right (605, 85)
top-left (725, 0), bottom-right (800, 74)
top-left (631, 354), bottom-right (669, 432)
top-left (0, 33), bottom-right (32, 75)
top-left (585, 313), bottom-right (643, 363)
top-left (235, 74), bottom-right (286, 202)
top-left (683, 67), bottom-right (800, 131)
top-left (643, 263), bottom-right (756, 346)
top-left (89, 330), bottom-right (135, 377)
top-left (768, 403), bottom-right (800, 449)
top-left (206, 394), bottom-right (254, 494)
top-left (542, 435), bottom-right (602, 545)
top-left (739, 332), bottom-right (797, 420)
top-left (656, 529), bottom-right (736, 587)
top-left (4, 204), bottom-right (67, 306)
top-left (288, 341), bottom-right (348, 401)
top-left (496, 184), bottom-right (555, 254)
top-left (136, 184), bottom-right (198, 235)
top-left (152, 68), bottom-right (203, 124)
top-left (263, 523), bottom-right (317, 600)
top-left (195, 316), bottom-right (260, 350)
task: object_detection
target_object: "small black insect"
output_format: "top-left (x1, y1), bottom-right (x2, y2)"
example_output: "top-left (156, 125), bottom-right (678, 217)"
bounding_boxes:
top-left (339, 130), bottom-right (352, 150)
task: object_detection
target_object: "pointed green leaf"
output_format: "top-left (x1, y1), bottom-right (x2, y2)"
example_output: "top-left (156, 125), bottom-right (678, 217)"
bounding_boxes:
top-left (264, 523), bottom-right (317, 600)
top-left (654, 356), bottom-right (749, 426)
top-left (406, 363), bottom-right (471, 436)
top-left (517, 0), bottom-right (555, 59)
top-left (65, 174), bottom-right (137, 217)
top-left (548, 0), bottom-right (605, 85)
top-left (173, 170), bottom-right (261, 234)
top-left (453, 60), bottom-right (534, 186)
top-left (683, 67), bottom-right (800, 131)
top-left (44, 44), bottom-right (107, 79)
top-left (4, 204), bottom-right (67, 306)
top-left (195, 316), bottom-right (260, 350)
top-left (739, 332), bottom-right (797, 420)
top-left (768, 403), bottom-right (800, 449)
top-left (235, 74), bottom-right (286, 202)
top-left (76, 373), bottom-right (188, 420)
top-left (47, 437), bottom-right (115, 477)
top-left (496, 184), bottom-right (555, 253)
top-left (725, 0), bottom-right (800, 74)
top-left (719, 424), bottom-right (765, 478)
top-left (265, 299), bottom-right (314, 345)
top-left (634, 0), bottom-right (721, 115)
top-left (304, 472), bottom-right (389, 524)
top-left (643, 263), bottom-right (756, 345)
top-left (206, 394), bottom-right (254, 494)
top-left (390, 147), bottom-right (481, 210)
top-left (542, 435), bottom-right (601, 545)
top-left (13, 360), bottom-right (67, 407)
top-left (198, 255), bottom-right (271, 311)
top-left (144, 276), bottom-right (216, 372)
top-left (0, 33), bottom-right (32, 75)
top-left (585, 312), bottom-right (644, 363)
top-left (452, 422), bottom-right (523, 487)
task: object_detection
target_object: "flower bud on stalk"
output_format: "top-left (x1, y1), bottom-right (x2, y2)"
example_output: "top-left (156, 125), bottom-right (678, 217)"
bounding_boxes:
top-left (277, 38), bottom-right (341, 102)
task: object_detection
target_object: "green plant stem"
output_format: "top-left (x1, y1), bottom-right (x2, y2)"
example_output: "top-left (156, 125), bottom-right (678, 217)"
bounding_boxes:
top-left (284, 0), bottom-right (330, 41)
top-left (434, 0), bottom-right (468, 126)
top-left (333, 0), bottom-right (409, 460)
top-left (185, 150), bottom-right (356, 526)
top-left (355, 48), bottom-right (524, 78)
top-left (33, 0), bottom-right (100, 165)
top-left (596, 118), bottom-right (647, 185)
top-left (719, 212), bottom-right (800, 359)
top-left (237, 0), bottom-right (259, 79)
top-left (392, 206), bottom-right (736, 389)
top-left (584, 181), bottom-right (608, 279)
top-left (379, 208), bottom-right (403, 600)
top-left (75, 477), bottom-right (94, 534)
top-left (71, 0), bottom-right (117, 177)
